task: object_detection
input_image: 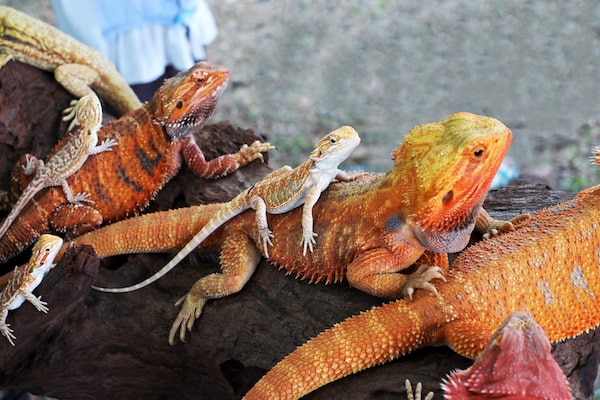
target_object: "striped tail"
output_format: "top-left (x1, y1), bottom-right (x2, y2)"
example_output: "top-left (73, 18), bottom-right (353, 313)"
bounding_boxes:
top-left (0, 178), bottom-right (45, 240)
top-left (244, 297), bottom-right (450, 400)
top-left (91, 192), bottom-right (251, 293)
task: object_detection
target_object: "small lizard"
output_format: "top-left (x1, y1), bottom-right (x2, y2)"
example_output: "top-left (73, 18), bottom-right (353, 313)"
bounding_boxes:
top-left (405, 312), bottom-right (570, 400)
top-left (0, 61), bottom-right (274, 264)
top-left (0, 6), bottom-right (140, 116)
top-left (0, 234), bottom-right (63, 346)
top-left (242, 183), bottom-right (600, 400)
top-left (69, 112), bottom-right (513, 344)
top-left (0, 92), bottom-right (116, 240)
top-left (93, 125), bottom-right (363, 295)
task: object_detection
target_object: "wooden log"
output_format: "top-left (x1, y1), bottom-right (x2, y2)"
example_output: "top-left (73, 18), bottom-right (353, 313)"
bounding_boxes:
top-left (0, 61), bottom-right (597, 399)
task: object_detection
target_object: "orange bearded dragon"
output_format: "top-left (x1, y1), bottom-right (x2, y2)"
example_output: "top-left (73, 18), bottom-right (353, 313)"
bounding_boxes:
top-left (0, 61), bottom-right (273, 265)
top-left (69, 112), bottom-right (513, 344)
top-left (242, 182), bottom-right (600, 399)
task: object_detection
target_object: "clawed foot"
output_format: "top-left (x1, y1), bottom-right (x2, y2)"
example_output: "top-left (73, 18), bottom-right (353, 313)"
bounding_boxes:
top-left (236, 141), bottom-right (276, 165)
top-left (300, 231), bottom-right (317, 256)
top-left (402, 265), bottom-right (446, 300)
top-left (29, 295), bottom-right (49, 313)
top-left (69, 191), bottom-right (95, 204)
top-left (258, 227), bottom-right (274, 258)
top-left (482, 214), bottom-right (531, 239)
top-left (62, 99), bottom-right (79, 123)
top-left (405, 379), bottom-right (434, 400)
top-left (0, 322), bottom-right (16, 346)
top-left (168, 293), bottom-right (207, 345)
top-left (96, 138), bottom-right (118, 152)
top-left (22, 154), bottom-right (40, 175)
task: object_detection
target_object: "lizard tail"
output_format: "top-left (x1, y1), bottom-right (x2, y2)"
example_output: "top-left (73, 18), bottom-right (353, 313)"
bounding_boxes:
top-left (243, 296), bottom-right (450, 400)
top-left (91, 192), bottom-right (250, 293)
top-left (0, 178), bottom-right (45, 240)
top-left (68, 203), bottom-right (224, 260)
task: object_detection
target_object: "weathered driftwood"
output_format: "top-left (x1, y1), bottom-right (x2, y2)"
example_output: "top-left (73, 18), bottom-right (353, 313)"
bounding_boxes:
top-left (0, 61), bottom-right (597, 400)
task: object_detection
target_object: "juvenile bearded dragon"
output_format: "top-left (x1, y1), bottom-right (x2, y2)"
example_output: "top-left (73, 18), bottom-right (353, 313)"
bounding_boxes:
top-left (0, 6), bottom-right (140, 115)
top-left (0, 234), bottom-right (63, 346)
top-left (0, 92), bottom-right (116, 240)
top-left (93, 126), bottom-right (363, 297)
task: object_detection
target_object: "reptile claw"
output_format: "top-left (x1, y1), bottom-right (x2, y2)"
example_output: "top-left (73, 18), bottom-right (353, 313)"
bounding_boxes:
top-left (301, 231), bottom-right (317, 256)
top-left (403, 265), bottom-right (446, 300)
top-left (258, 228), bottom-right (274, 258)
top-left (237, 141), bottom-right (275, 164)
top-left (169, 294), bottom-right (207, 345)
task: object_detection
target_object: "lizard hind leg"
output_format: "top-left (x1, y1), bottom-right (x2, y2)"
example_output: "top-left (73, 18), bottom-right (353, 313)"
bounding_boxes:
top-left (168, 231), bottom-right (261, 345)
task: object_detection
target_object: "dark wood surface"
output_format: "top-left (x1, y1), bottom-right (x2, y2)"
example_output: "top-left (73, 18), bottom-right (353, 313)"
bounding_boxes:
top-left (0, 61), bottom-right (597, 400)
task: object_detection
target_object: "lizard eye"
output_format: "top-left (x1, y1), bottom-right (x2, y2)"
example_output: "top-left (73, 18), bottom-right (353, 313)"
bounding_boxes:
top-left (329, 137), bottom-right (337, 144)
top-left (197, 78), bottom-right (205, 84)
top-left (470, 146), bottom-right (485, 161)
top-left (176, 101), bottom-right (183, 109)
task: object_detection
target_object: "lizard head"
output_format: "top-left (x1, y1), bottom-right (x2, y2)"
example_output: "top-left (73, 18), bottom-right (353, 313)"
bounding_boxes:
top-left (150, 62), bottom-right (229, 138)
top-left (309, 126), bottom-right (361, 170)
top-left (392, 112), bottom-right (512, 252)
top-left (29, 234), bottom-right (64, 274)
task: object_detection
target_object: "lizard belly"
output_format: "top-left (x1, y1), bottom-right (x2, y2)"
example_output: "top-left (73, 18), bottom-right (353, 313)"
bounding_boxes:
top-left (7, 294), bottom-right (26, 310)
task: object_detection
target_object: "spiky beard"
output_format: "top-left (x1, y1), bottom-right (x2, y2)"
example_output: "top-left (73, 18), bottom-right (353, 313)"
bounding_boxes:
top-left (160, 101), bottom-right (218, 138)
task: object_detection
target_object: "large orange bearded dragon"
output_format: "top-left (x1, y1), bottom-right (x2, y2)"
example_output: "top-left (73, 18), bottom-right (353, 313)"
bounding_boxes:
top-left (69, 112), bottom-right (513, 344)
top-left (242, 182), bottom-right (600, 399)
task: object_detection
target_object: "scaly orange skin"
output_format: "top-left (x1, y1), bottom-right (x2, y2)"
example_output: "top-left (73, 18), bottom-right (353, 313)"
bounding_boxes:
top-left (70, 112), bottom-right (511, 343)
top-left (0, 61), bottom-right (272, 264)
top-left (243, 185), bottom-right (600, 400)
top-left (440, 312), bottom-right (571, 399)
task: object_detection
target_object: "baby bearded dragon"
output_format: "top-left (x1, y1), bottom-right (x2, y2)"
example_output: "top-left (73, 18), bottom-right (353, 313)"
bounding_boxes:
top-left (0, 6), bottom-right (140, 116)
top-left (70, 112), bottom-right (513, 344)
top-left (0, 61), bottom-right (274, 265)
top-left (242, 184), bottom-right (600, 400)
top-left (405, 312), bottom-right (571, 400)
top-left (0, 92), bottom-right (116, 240)
top-left (92, 126), bottom-right (362, 295)
top-left (0, 234), bottom-right (63, 346)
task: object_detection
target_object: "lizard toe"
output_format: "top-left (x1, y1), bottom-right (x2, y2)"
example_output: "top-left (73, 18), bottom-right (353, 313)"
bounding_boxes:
top-left (402, 265), bottom-right (446, 300)
top-left (169, 294), bottom-right (207, 345)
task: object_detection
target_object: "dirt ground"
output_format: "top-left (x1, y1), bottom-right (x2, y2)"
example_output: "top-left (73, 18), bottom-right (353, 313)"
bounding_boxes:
top-left (4, 1), bottom-right (600, 191)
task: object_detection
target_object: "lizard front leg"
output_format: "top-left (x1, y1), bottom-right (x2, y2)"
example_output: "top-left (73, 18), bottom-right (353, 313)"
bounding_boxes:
top-left (0, 308), bottom-right (15, 346)
top-left (249, 196), bottom-right (274, 257)
top-left (346, 247), bottom-right (447, 299)
top-left (180, 136), bottom-right (275, 179)
top-left (53, 64), bottom-right (99, 100)
top-left (300, 186), bottom-right (320, 256)
top-left (169, 231), bottom-right (262, 345)
top-left (21, 288), bottom-right (49, 313)
top-left (475, 206), bottom-right (530, 238)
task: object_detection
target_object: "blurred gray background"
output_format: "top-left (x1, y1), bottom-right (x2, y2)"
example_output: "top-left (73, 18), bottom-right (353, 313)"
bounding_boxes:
top-left (5, 0), bottom-right (600, 190)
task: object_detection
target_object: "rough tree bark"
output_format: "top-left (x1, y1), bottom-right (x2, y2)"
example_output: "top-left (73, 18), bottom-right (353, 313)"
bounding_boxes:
top-left (0, 61), bottom-right (597, 400)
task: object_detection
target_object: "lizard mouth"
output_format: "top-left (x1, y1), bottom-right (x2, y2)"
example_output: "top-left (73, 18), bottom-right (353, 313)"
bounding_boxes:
top-left (162, 99), bottom-right (219, 138)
